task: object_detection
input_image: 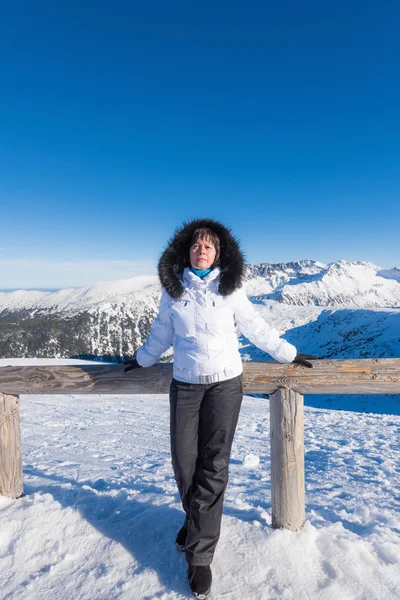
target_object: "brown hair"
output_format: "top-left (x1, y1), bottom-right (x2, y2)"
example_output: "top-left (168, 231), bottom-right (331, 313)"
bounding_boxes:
top-left (190, 227), bottom-right (221, 267)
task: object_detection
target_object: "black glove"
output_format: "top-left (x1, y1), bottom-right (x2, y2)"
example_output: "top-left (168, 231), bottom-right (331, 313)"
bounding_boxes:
top-left (292, 353), bottom-right (318, 368)
top-left (123, 357), bottom-right (142, 372)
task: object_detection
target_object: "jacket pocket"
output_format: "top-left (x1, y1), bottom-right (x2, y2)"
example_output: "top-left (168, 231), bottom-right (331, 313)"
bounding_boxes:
top-left (171, 296), bottom-right (196, 338)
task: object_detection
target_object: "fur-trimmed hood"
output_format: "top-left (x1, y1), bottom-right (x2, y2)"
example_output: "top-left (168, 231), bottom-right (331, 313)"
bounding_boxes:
top-left (158, 218), bottom-right (246, 299)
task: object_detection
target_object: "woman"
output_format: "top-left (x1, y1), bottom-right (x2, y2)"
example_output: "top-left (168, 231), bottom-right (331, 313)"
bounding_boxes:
top-left (125, 218), bottom-right (315, 599)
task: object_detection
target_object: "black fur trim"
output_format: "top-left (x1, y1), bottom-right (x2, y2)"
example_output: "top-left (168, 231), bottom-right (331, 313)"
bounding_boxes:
top-left (158, 218), bottom-right (246, 299)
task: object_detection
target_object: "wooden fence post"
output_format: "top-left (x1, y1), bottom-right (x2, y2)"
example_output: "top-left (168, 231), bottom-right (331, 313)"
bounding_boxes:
top-left (0, 393), bottom-right (23, 498)
top-left (270, 387), bottom-right (305, 530)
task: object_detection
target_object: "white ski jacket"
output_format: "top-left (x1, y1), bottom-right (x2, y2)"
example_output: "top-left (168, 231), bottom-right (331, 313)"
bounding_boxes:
top-left (136, 267), bottom-right (297, 384)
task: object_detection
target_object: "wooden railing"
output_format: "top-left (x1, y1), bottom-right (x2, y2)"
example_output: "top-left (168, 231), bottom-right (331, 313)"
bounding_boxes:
top-left (1, 359), bottom-right (399, 531)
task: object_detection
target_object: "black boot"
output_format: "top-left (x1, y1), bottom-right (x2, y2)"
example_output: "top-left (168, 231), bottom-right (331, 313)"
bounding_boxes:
top-left (187, 565), bottom-right (212, 599)
top-left (175, 522), bottom-right (188, 551)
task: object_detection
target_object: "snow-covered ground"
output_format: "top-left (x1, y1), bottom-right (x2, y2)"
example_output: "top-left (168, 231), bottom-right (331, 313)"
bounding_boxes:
top-left (1, 261), bottom-right (399, 597)
top-left (1, 387), bottom-right (399, 599)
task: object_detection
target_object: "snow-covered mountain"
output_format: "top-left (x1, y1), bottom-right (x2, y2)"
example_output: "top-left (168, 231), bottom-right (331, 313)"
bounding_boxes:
top-left (0, 275), bottom-right (160, 313)
top-left (0, 260), bottom-right (399, 360)
top-left (246, 260), bottom-right (400, 308)
top-left (0, 276), bottom-right (161, 359)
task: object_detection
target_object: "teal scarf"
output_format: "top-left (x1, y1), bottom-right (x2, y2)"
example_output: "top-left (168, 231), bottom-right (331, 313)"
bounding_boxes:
top-left (191, 267), bottom-right (213, 279)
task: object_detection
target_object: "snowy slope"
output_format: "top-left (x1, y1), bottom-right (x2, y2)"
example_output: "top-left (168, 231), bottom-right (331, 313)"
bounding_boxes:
top-left (0, 277), bottom-right (162, 361)
top-left (1, 260), bottom-right (400, 315)
top-left (0, 261), bottom-right (399, 381)
top-left (0, 388), bottom-right (399, 599)
top-left (248, 261), bottom-right (400, 308)
top-left (239, 300), bottom-right (400, 361)
top-left (0, 275), bottom-right (160, 314)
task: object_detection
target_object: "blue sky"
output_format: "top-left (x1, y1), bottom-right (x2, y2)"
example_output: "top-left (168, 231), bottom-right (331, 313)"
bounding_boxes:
top-left (1, 1), bottom-right (399, 288)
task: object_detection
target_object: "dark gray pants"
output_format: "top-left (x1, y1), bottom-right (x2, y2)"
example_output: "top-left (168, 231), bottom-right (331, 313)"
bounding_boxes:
top-left (169, 374), bottom-right (243, 566)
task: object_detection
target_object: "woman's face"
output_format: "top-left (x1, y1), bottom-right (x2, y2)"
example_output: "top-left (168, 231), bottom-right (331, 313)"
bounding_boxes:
top-left (190, 237), bottom-right (217, 269)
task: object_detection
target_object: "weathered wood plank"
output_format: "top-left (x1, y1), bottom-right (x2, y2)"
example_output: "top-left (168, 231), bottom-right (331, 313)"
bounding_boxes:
top-left (0, 393), bottom-right (23, 498)
top-left (0, 359), bottom-right (399, 395)
top-left (270, 388), bottom-right (305, 530)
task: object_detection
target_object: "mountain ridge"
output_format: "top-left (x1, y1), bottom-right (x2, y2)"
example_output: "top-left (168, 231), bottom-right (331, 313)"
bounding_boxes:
top-left (0, 260), bottom-right (399, 360)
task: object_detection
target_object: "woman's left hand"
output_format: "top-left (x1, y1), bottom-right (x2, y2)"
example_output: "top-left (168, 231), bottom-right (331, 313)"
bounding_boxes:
top-left (292, 353), bottom-right (318, 368)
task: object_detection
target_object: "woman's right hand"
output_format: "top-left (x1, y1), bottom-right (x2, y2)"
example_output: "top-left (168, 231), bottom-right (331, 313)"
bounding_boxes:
top-left (123, 357), bottom-right (142, 372)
